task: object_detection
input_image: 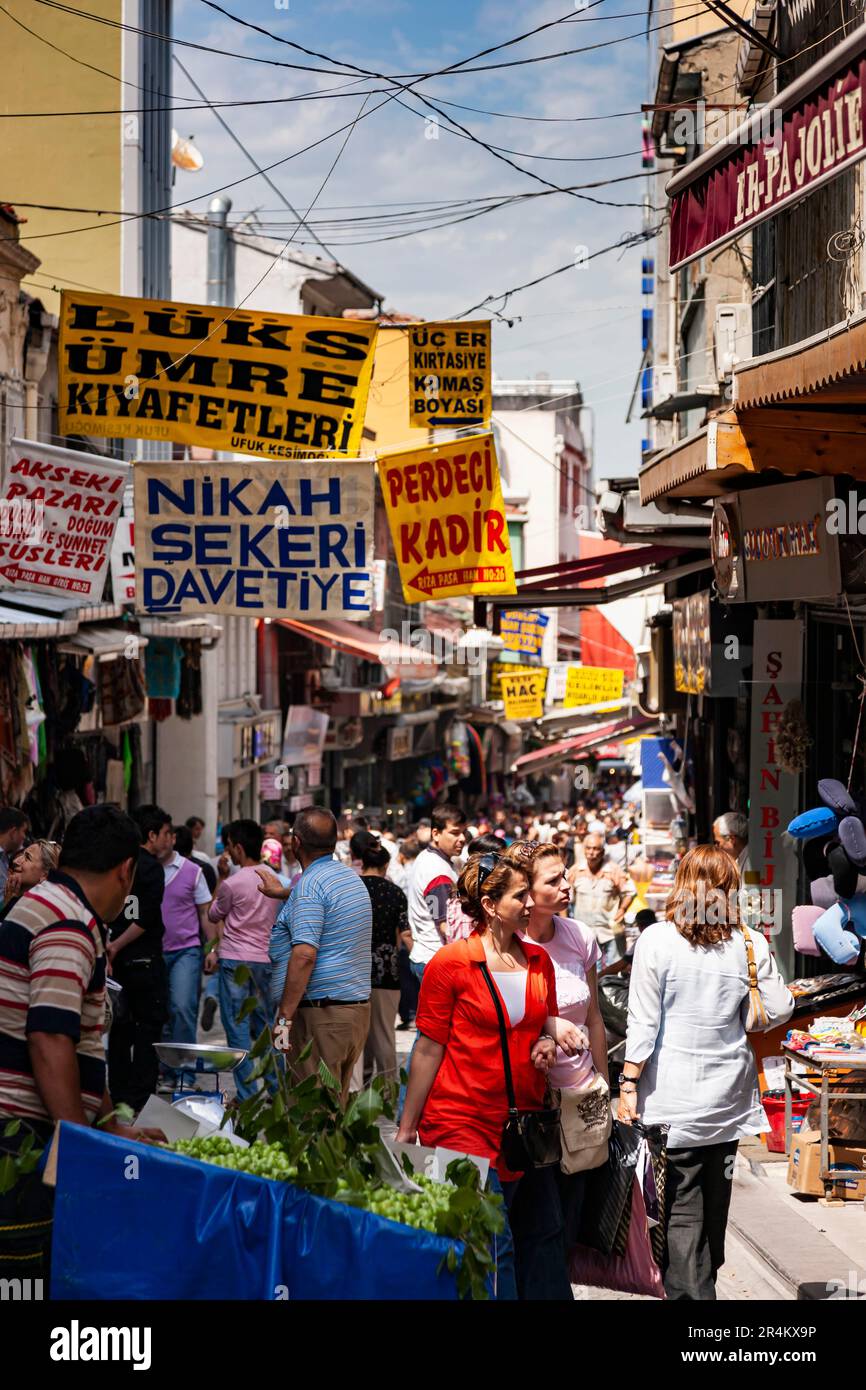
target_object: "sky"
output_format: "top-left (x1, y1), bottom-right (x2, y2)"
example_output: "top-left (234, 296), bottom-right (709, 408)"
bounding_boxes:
top-left (174, 0), bottom-right (660, 476)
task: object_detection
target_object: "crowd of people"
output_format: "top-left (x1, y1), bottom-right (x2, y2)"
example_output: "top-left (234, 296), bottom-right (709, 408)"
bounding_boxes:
top-left (0, 786), bottom-right (793, 1302)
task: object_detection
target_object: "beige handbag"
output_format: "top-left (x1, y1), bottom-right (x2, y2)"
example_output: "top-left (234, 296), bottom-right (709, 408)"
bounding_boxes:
top-left (558, 1073), bottom-right (612, 1175)
top-left (741, 926), bottom-right (769, 1032)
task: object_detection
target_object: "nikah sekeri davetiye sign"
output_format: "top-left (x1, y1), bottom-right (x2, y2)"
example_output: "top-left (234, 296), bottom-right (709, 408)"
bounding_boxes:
top-left (408, 320), bottom-right (491, 428)
top-left (378, 432), bottom-right (516, 603)
top-left (0, 438), bottom-right (126, 602)
top-left (59, 291), bottom-right (378, 459)
top-left (668, 35), bottom-right (866, 270)
top-left (133, 458), bottom-right (375, 619)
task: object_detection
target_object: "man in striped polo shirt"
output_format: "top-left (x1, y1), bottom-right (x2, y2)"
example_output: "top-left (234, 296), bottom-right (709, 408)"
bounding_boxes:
top-left (0, 805), bottom-right (164, 1276)
top-left (262, 808), bottom-right (372, 1103)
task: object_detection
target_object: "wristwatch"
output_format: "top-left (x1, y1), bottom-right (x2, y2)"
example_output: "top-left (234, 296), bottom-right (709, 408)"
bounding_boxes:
top-left (618, 1073), bottom-right (638, 1088)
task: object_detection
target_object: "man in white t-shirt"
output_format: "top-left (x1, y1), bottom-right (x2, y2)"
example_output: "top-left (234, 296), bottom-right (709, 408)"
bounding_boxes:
top-left (407, 804), bottom-right (467, 985)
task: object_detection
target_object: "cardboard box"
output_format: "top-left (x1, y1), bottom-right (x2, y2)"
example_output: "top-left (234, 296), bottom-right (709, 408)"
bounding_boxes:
top-left (787, 1127), bottom-right (866, 1199)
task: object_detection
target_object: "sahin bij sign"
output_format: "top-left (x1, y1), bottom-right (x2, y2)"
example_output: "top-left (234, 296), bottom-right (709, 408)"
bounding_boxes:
top-left (669, 30), bottom-right (866, 270)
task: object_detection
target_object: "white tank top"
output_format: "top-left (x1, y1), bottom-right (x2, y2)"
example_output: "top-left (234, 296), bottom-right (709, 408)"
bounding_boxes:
top-left (491, 970), bottom-right (526, 1027)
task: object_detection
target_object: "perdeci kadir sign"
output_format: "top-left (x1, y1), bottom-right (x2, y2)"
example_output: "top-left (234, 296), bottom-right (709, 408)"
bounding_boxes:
top-left (134, 459), bottom-right (375, 619)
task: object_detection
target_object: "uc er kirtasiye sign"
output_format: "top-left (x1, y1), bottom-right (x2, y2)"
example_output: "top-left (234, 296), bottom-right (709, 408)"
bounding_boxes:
top-left (378, 432), bottom-right (516, 602)
top-left (133, 459), bottom-right (375, 619)
top-left (59, 291), bottom-right (378, 459)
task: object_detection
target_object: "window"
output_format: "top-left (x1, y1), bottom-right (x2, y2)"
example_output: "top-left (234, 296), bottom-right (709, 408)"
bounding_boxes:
top-left (508, 520), bottom-right (525, 572)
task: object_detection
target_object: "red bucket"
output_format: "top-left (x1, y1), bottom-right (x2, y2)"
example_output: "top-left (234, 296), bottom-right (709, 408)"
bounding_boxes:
top-left (761, 1089), bottom-right (811, 1153)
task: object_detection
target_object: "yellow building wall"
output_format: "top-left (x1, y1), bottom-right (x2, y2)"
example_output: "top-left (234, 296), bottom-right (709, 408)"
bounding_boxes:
top-left (1, 0), bottom-right (122, 312)
top-left (657, 0), bottom-right (755, 48)
top-left (364, 325), bottom-right (422, 454)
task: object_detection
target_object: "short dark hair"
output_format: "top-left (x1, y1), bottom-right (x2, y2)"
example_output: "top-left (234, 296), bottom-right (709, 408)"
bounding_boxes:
top-left (225, 818), bottom-right (264, 861)
top-left (173, 824), bottom-right (193, 857)
top-left (0, 808), bottom-right (27, 835)
top-left (399, 833), bottom-right (422, 861)
top-left (60, 806), bottom-right (140, 874)
top-left (432, 804), bottom-right (466, 833)
top-left (467, 832), bottom-right (505, 857)
top-left (185, 816), bottom-right (204, 831)
top-left (294, 807), bottom-right (337, 854)
top-left (350, 829), bottom-right (390, 870)
top-left (131, 804), bottom-right (171, 845)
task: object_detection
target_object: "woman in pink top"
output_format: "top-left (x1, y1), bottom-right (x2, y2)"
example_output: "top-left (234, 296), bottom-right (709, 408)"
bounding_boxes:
top-left (513, 842), bottom-right (611, 1244)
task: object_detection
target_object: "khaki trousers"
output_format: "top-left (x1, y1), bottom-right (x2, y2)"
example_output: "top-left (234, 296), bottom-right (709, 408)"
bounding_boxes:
top-left (287, 1000), bottom-right (371, 1105)
top-left (350, 989), bottom-right (400, 1091)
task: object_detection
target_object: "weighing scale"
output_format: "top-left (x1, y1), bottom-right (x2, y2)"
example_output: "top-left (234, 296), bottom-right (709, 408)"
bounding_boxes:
top-left (153, 1042), bottom-right (248, 1131)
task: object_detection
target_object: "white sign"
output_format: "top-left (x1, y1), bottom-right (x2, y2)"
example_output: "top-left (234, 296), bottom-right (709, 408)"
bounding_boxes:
top-left (0, 438), bottom-right (127, 602)
top-left (748, 618), bottom-right (803, 980)
top-left (110, 515), bottom-right (135, 604)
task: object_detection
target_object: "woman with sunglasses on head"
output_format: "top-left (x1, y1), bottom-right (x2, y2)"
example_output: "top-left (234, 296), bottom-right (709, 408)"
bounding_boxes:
top-left (514, 842), bottom-right (610, 1246)
top-left (396, 850), bottom-right (584, 1300)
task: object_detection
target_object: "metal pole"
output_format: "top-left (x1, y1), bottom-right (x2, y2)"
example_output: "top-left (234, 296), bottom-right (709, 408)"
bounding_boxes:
top-left (206, 196), bottom-right (232, 306)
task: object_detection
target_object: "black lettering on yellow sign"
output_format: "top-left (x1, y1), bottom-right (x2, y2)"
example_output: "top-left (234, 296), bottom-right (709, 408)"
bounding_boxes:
top-left (408, 320), bottom-right (492, 428)
top-left (59, 291), bottom-right (378, 460)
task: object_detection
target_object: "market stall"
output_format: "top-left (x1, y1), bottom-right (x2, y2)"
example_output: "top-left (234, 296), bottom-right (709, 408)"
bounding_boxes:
top-left (48, 1123), bottom-right (463, 1301)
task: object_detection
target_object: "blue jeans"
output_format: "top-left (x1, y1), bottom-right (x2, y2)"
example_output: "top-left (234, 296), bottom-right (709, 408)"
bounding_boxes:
top-left (397, 960), bottom-right (427, 1117)
top-left (164, 946), bottom-right (203, 1045)
top-left (488, 1166), bottom-right (571, 1301)
top-left (599, 936), bottom-right (624, 968)
top-left (218, 959), bottom-right (275, 1101)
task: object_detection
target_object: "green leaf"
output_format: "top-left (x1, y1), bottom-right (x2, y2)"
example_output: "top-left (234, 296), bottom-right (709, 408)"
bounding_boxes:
top-left (237, 996), bottom-right (260, 1022)
top-left (232, 964), bottom-right (251, 987)
top-left (317, 1059), bottom-right (340, 1092)
top-left (250, 1026), bottom-right (273, 1059)
top-left (2, 1120), bottom-right (21, 1138)
top-left (203, 937), bottom-right (219, 955)
top-left (296, 1038), bottom-right (314, 1065)
top-left (0, 1155), bottom-right (17, 1195)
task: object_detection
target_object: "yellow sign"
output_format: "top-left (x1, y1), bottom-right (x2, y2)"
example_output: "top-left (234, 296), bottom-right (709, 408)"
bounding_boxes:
top-left (378, 432), bottom-right (516, 602)
top-left (489, 661), bottom-right (548, 700)
top-left (563, 666), bottom-right (625, 707)
top-left (59, 291), bottom-right (378, 460)
top-left (408, 321), bottom-right (491, 428)
top-left (501, 668), bottom-right (547, 721)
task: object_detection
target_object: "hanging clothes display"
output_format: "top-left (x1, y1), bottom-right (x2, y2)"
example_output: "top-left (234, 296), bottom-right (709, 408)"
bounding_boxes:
top-left (145, 638), bottom-right (182, 699)
top-left (176, 640), bottom-right (203, 719)
top-left (447, 720), bottom-right (472, 781)
top-left (98, 655), bottom-right (145, 726)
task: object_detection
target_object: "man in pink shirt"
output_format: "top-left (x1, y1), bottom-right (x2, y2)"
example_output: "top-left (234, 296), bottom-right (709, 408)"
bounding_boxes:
top-left (205, 819), bottom-right (278, 1099)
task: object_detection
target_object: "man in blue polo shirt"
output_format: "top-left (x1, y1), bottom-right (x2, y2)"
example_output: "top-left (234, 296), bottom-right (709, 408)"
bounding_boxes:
top-left (260, 808), bottom-right (371, 1102)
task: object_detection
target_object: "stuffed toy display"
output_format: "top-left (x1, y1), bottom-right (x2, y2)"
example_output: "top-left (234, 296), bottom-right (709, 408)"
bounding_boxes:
top-left (787, 778), bottom-right (866, 967)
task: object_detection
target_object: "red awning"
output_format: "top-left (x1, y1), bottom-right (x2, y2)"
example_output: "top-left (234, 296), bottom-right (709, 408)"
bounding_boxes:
top-left (513, 715), bottom-right (657, 773)
top-left (275, 617), bottom-right (440, 677)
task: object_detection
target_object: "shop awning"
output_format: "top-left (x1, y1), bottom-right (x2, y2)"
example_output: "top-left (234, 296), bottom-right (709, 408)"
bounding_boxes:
top-left (0, 604), bottom-right (78, 638)
top-left (138, 616), bottom-right (222, 641)
top-left (733, 308), bottom-right (866, 409)
top-left (512, 715), bottom-right (658, 774)
top-left (274, 617), bottom-right (440, 677)
top-left (59, 625), bottom-right (149, 660)
top-left (667, 22), bottom-right (866, 270)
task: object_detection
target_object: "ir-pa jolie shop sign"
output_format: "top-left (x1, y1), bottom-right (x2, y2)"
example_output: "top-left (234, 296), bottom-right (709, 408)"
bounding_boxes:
top-left (133, 458), bottom-right (375, 620)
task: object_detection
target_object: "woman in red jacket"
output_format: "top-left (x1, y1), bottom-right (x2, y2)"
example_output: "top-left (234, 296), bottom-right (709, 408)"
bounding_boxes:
top-left (396, 850), bottom-right (582, 1300)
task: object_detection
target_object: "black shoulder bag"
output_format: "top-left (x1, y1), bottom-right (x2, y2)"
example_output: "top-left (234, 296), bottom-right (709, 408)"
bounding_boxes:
top-left (479, 960), bottom-right (562, 1171)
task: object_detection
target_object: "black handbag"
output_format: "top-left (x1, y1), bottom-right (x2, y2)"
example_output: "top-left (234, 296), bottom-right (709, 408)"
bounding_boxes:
top-left (479, 960), bottom-right (562, 1171)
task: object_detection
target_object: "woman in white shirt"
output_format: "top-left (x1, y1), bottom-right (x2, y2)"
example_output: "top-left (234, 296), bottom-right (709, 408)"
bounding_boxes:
top-left (618, 844), bottom-right (793, 1301)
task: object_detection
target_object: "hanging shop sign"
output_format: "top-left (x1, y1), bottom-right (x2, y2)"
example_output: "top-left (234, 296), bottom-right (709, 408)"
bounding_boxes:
top-left (387, 725), bottom-right (414, 761)
top-left (563, 665), bottom-right (624, 708)
top-left (133, 458), bottom-right (374, 619)
top-left (59, 291), bottom-right (378, 460)
top-left (110, 516), bottom-right (136, 604)
top-left (711, 477), bottom-right (840, 604)
top-left (748, 618), bottom-right (804, 978)
top-left (672, 590), bottom-right (711, 694)
top-left (0, 438), bottom-right (126, 602)
top-left (489, 660), bottom-right (548, 700)
top-left (408, 320), bottom-right (491, 428)
top-left (378, 432), bottom-right (516, 602)
top-left (499, 609), bottom-right (549, 657)
top-left (669, 28), bottom-right (866, 270)
top-left (500, 668), bottom-right (547, 721)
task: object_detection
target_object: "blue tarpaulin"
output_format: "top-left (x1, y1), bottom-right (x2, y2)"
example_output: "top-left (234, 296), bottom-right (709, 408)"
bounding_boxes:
top-left (50, 1124), bottom-right (461, 1300)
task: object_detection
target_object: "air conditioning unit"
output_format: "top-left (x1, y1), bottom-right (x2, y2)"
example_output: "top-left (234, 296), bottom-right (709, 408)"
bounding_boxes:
top-left (652, 365), bottom-right (677, 404)
top-left (714, 303), bottom-right (752, 380)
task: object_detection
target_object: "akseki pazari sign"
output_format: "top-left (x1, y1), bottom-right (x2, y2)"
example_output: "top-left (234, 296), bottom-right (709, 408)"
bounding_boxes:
top-left (59, 292), bottom-right (378, 460)
top-left (133, 459), bottom-right (375, 619)
top-left (669, 39), bottom-right (866, 271)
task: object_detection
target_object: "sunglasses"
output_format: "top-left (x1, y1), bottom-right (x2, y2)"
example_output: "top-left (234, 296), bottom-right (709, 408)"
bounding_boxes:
top-left (477, 852), bottom-right (501, 892)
